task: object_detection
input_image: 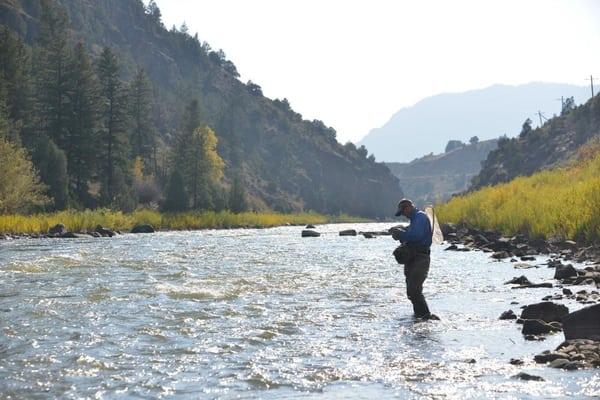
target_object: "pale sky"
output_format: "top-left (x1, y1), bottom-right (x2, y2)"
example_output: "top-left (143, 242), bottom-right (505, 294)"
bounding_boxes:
top-left (154, 0), bottom-right (600, 144)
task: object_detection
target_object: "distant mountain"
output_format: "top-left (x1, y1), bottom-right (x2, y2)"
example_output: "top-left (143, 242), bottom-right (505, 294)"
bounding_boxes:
top-left (359, 83), bottom-right (591, 162)
top-left (386, 138), bottom-right (497, 206)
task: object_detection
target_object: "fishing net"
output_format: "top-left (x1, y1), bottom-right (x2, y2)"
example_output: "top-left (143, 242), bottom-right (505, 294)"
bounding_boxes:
top-left (424, 205), bottom-right (444, 245)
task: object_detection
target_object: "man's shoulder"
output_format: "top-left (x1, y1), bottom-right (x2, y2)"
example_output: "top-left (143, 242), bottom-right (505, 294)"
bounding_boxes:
top-left (415, 210), bottom-right (428, 220)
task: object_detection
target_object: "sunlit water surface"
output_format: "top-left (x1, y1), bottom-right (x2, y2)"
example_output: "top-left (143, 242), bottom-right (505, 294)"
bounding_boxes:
top-left (1, 223), bottom-right (599, 399)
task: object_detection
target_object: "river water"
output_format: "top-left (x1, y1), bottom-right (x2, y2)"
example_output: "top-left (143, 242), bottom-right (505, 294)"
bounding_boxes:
top-left (1, 223), bottom-right (599, 399)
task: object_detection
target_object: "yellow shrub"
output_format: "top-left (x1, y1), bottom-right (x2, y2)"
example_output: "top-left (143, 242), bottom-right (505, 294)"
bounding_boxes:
top-left (437, 153), bottom-right (600, 242)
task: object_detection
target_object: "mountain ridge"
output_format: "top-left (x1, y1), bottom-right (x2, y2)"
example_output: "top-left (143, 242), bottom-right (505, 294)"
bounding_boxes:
top-left (359, 82), bottom-right (590, 162)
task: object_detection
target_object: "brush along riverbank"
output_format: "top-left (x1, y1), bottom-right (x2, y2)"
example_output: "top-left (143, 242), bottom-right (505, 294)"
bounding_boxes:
top-left (0, 209), bottom-right (367, 238)
top-left (437, 147), bottom-right (600, 243)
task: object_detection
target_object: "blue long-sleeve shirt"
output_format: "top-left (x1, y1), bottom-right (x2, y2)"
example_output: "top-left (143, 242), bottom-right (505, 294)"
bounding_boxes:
top-left (398, 208), bottom-right (432, 248)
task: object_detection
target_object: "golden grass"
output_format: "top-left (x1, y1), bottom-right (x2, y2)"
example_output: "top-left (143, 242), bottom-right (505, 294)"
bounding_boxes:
top-left (0, 209), bottom-right (367, 234)
top-left (436, 152), bottom-right (600, 242)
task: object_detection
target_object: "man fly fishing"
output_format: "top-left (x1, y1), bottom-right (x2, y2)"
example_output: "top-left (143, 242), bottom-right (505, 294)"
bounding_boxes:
top-left (391, 198), bottom-right (440, 321)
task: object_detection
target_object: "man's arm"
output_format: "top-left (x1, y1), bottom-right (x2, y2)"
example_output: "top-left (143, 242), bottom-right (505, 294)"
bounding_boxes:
top-left (399, 214), bottom-right (429, 243)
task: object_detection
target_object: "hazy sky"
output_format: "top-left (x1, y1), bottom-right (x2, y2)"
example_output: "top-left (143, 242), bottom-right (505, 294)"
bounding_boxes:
top-left (154, 0), bottom-right (600, 144)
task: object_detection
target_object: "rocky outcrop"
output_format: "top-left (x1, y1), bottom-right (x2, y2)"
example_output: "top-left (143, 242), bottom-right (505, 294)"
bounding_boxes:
top-left (535, 338), bottom-right (600, 369)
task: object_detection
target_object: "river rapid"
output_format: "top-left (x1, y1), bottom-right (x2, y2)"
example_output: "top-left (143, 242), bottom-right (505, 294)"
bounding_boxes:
top-left (1, 223), bottom-right (599, 399)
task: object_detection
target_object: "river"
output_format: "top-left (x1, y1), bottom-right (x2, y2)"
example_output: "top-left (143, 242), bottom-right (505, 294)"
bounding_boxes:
top-left (1, 223), bottom-right (599, 399)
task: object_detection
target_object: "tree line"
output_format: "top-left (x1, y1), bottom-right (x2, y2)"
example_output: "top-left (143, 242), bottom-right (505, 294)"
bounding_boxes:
top-left (0, 1), bottom-right (246, 214)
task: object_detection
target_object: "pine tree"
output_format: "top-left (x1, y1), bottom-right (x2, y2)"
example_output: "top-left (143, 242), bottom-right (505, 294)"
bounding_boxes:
top-left (228, 171), bottom-right (247, 213)
top-left (128, 68), bottom-right (155, 168)
top-left (0, 28), bottom-right (32, 141)
top-left (31, 134), bottom-right (68, 210)
top-left (34, 0), bottom-right (72, 149)
top-left (163, 169), bottom-right (188, 212)
top-left (66, 42), bottom-right (100, 205)
top-left (97, 47), bottom-right (131, 207)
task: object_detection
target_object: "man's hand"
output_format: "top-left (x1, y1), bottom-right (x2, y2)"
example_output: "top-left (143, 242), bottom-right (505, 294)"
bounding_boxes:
top-left (389, 226), bottom-right (405, 241)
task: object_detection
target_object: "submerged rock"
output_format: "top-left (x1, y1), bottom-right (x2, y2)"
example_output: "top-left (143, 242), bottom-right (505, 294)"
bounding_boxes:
top-left (512, 372), bottom-right (544, 381)
top-left (301, 230), bottom-right (320, 237)
top-left (522, 319), bottom-right (562, 335)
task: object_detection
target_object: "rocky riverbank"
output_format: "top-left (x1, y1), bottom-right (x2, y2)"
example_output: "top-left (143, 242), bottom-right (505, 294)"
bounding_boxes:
top-left (442, 223), bottom-right (600, 371)
top-left (0, 223), bottom-right (155, 240)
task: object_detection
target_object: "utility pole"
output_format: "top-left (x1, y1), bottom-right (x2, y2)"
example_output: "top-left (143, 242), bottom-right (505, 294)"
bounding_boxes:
top-left (586, 75), bottom-right (595, 98)
top-left (557, 96), bottom-right (564, 112)
top-left (536, 111), bottom-right (547, 126)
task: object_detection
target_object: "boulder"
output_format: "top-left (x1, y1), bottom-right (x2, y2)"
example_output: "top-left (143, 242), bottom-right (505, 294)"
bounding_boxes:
top-left (489, 237), bottom-right (513, 252)
top-left (512, 372), bottom-right (544, 381)
top-left (547, 259), bottom-right (564, 268)
top-left (513, 282), bottom-right (553, 289)
top-left (548, 358), bottom-right (571, 369)
top-left (562, 304), bottom-right (600, 340)
top-left (520, 255), bottom-right (536, 261)
top-left (505, 275), bottom-right (531, 285)
top-left (492, 251), bottom-right (511, 259)
top-left (95, 225), bottom-right (115, 237)
top-left (48, 223), bottom-right (67, 236)
top-left (520, 302), bottom-right (569, 323)
top-left (339, 229), bottom-right (357, 236)
top-left (554, 264), bottom-right (578, 280)
top-left (60, 232), bottom-right (85, 238)
top-left (522, 319), bottom-right (561, 335)
top-left (131, 224), bottom-right (155, 234)
top-left (301, 230), bottom-right (320, 237)
top-left (534, 351), bottom-right (571, 364)
top-left (499, 310), bottom-right (517, 320)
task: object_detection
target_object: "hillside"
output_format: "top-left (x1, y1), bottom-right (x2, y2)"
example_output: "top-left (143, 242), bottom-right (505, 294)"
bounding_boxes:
top-left (471, 94), bottom-right (600, 190)
top-left (386, 138), bottom-right (497, 206)
top-left (0, 0), bottom-right (401, 218)
top-left (359, 83), bottom-right (590, 162)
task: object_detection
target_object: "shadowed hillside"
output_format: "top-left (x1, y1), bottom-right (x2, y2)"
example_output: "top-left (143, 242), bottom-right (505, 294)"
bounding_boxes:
top-left (0, 0), bottom-right (402, 218)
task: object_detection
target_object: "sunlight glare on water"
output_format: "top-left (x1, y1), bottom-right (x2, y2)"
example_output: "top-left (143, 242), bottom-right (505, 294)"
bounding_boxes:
top-left (0, 223), bottom-right (599, 399)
